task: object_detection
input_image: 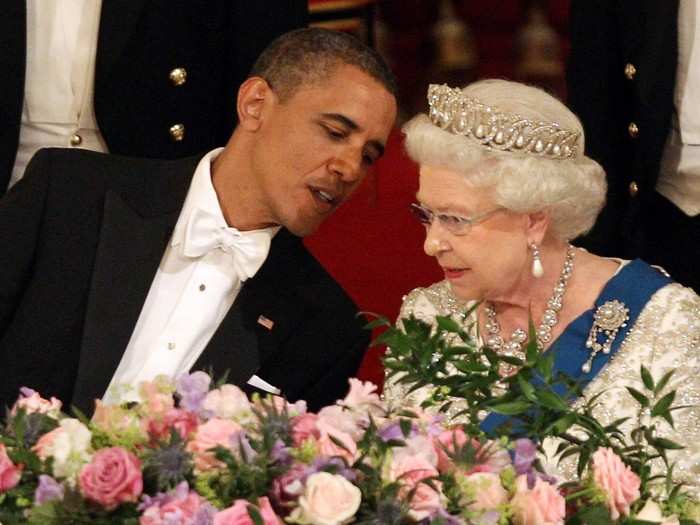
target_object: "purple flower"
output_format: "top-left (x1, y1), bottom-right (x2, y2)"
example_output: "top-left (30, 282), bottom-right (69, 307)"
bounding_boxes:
top-left (34, 475), bottom-right (64, 505)
top-left (512, 438), bottom-right (558, 488)
top-left (270, 439), bottom-right (292, 465)
top-left (513, 438), bottom-right (537, 475)
top-left (430, 507), bottom-right (465, 525)
top-left (175, 372), bottom-right (211, 414)
top-left (310, 456), bottom-right (357, 482)
top-left (378, 420), bottom-right (417, 441)
top-left (230, 431), bottom-right (257, 463)
top-left (139, 481), bottom-right (216, 524)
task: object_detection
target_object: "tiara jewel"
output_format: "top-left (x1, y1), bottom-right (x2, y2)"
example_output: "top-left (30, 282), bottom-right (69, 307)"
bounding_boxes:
top-left (427, 84), bottom-right (581, 160)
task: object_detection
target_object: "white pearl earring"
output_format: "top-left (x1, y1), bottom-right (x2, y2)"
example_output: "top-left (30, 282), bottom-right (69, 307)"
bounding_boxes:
top-left (529, 242), bottom-right (544, 278)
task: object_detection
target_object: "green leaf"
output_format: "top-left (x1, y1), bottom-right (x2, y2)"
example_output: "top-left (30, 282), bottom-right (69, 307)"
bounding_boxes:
top-left (640, 365), bottom-right (655, 391)
top-left (651, 391), bottom-right (676, 418)
top-left (517, 374), bottom-right (537, 401)
top-left (435, 315), bottom-right (462, 333)
top-left (650, 437), bottom-right (685, 450)
top-left (544, 413), bottom-right (577, 434)
top-left (575, 503), bottom-right (614, 525)
top-left (247, 505), bottom-right (264, 525)
top-left (488, 400), bottom-right (530, 415)
top-left (654, 369), bottom-right (675, 395)
top-left (399, 418), bottom-right (412, 438)
top-left (535, 390), bottom-right (568, 411)
top-left (626, 387), bottom-right (649, 407)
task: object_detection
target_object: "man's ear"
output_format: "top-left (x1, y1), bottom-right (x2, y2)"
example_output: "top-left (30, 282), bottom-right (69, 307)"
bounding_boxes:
top-left (236, 77), bottom-right (275, 131)
top-left (525, 210), bottom-right (550, 245)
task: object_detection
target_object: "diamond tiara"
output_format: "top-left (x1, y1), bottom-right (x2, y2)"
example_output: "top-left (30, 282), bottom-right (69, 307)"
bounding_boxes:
top-left (427, 84), bottom-right (581, 160)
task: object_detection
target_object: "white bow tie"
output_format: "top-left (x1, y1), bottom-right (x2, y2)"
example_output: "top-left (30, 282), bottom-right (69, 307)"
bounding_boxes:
top-left (182, 207), bottom-right (272, 280)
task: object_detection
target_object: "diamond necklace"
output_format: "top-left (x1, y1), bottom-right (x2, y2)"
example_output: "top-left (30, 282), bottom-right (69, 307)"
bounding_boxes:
top-left (483, 245), bottom-right (576, 372)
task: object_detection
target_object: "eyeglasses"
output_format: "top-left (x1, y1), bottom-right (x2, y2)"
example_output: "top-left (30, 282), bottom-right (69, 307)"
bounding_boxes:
top-left (409, 203), bottom-right (504, 236)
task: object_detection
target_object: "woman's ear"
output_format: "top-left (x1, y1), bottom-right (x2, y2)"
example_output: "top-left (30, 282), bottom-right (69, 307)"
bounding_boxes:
top-left (526, 209), bottom-right (550, 245)
top-left (236, 77), bottom-right (275, 131)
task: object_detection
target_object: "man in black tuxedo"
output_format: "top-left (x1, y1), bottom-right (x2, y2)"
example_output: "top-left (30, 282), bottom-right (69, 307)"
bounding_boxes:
top-left (1, 0), bottom-right (307, 194)
top-left (0, 28), bottom-right (398, 413)
top-left (568, 0), bottom-right (699, 291)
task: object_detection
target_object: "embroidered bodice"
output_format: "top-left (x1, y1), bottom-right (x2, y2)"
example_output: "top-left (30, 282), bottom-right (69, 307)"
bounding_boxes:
top-left (383, 278), bottom-right (700, 493)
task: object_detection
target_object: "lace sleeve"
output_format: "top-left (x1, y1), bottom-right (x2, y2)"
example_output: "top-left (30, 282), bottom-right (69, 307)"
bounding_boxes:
top-left (559, 283), bottom-right (700, 493)
top-left (382, 286), bottom-right (439, 411)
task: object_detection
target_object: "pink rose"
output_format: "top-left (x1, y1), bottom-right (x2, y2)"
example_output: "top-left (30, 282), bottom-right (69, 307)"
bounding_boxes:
top-left (434, 428), bottom-right (469, 473)
top-left (317, 405), bottom-right (362, 440)
top-left (78, 447), bottom-right (142, 509)
top-left (316, 429), bottom-right (357, 465)
top-left (11, 388), bottom-right (62, 417)
top-left (186, 418), bottom-right (241, 472)
top-left (147, 408), bottom-right (198, 443)
top-left (0, 444), bottom-right (22, 493)
top-left (591, 448), bottom-right (641, 519)
top-left (461, 472), bottom-right (508, 512)
top-left (340, 379), bottom-right (383, 417)
top-left (291, 472), bottom-right (361, 525)
top-left (214, 497), bottom-right (282, 525)
top-left (511, 475), bottom-right (565, 525)
top-left (290, 413), bottom-right (320, 447)
top-left (270, 463), bottom-right (308, 515)
top-left (387, 454), bottom-right (442, 520)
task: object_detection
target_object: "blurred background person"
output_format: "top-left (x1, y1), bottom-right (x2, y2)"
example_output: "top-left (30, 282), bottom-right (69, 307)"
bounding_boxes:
top-left (1, 0), bottom-right (307, 194)
top-left (567, 0), bottom-right (699, 292)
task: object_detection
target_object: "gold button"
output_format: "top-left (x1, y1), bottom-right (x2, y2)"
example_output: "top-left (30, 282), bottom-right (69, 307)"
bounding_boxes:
top-left (169, 123), bottom-right (185, 142)
top-left (629, 181), bottom-right (639, 197)
top-left (70, 134), bottom-right (82, 146)
top-left (628, 122), bottom-right (639, 138)
top-left (624, 63), bottom-right (637, 80)
top-left (167, 342), bottom-right (176, 350)
top-left (169, 67), bottom-right (187, 86)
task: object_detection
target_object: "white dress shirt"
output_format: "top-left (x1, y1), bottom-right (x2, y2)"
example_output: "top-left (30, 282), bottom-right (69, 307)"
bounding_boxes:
top-left (104, 149), bottom-right (280, 404)
top-left (9, 0), bottom-right (107, 190)
top-left (657, 0), bottom-right (700, 216)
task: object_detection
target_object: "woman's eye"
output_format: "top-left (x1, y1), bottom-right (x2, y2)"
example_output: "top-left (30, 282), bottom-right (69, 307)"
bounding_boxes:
top-left (440, 214), bottom-right (466, 227)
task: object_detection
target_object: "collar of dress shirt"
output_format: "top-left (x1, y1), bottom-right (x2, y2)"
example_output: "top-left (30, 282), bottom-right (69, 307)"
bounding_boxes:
top-left (171, 148), bottom-right (281, 251)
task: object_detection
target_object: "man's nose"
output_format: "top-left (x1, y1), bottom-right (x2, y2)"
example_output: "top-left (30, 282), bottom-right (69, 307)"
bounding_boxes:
top-left (328, 149), bottom-right (363, 183)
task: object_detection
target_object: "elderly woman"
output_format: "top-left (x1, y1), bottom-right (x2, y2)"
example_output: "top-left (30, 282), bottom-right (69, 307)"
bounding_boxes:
top-left (383, 79), bottom-right (700, 488)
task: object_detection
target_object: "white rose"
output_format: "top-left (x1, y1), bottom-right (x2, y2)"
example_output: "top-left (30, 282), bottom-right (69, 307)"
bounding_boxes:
top-left (635, 500), bottom-right (680, 525)
top-left (38, 418), bottom-right (93, 480)
top-left (290, 472), bottom-right (361, 525)
top-left (202, 384), bottom-right (251, 421)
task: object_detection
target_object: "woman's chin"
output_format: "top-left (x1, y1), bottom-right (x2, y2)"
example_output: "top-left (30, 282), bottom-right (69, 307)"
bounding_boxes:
top-left (445, 278), bottom-right (479, 302)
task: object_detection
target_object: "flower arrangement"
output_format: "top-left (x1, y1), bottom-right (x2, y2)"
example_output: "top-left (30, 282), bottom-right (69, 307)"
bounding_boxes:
top-left (0, 315), bottom-right (697, 524)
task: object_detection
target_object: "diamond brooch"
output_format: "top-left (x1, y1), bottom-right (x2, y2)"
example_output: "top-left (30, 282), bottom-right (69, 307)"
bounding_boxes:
top-left (582, 300), bottom-right (630, 373)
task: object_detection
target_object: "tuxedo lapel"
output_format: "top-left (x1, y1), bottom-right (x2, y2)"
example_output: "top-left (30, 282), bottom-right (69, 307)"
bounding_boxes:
top-left (192, 230), bottom-right (308, 389)
top-left (72, 190), bottom-right (179, 412)
top-left (95, 0), bottom-right (146, 85)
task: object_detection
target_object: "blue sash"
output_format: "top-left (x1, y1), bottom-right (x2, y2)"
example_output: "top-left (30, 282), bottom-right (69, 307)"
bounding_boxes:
top-left (480, 259), bottom-right (672, 434)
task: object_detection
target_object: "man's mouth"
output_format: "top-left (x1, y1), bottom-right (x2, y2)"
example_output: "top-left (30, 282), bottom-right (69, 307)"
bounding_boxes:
top-left (310, 186), bottom-right (340, 208)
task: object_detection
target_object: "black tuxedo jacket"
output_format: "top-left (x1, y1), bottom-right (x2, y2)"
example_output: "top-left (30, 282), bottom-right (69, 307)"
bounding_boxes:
top-left (567, 0), bottom-right (679, 256)
top-left (0, 149), bottom-right (369, 414)
top-left (0, 0), bottom-right (307, 194)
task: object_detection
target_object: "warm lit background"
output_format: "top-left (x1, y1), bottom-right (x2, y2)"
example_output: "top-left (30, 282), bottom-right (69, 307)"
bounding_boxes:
top-left (304, 0), bottom-right (572, 388)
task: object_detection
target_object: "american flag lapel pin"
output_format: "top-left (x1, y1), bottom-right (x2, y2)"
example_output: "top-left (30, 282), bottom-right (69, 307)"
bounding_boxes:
top-left (257, 315), bottom-right (274, 330)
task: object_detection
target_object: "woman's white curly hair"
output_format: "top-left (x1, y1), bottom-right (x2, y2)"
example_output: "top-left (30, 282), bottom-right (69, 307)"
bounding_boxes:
top-left (403, 79), bottom-right (606, 241)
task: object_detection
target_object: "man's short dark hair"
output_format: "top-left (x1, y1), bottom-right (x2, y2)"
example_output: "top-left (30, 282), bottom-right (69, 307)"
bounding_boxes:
top-left (250, 27), bottom-right (398, 101)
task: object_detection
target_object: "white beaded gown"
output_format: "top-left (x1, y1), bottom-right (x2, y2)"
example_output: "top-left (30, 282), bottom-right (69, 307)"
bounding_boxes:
top-left (383, 263), bottom-right (700, 493)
